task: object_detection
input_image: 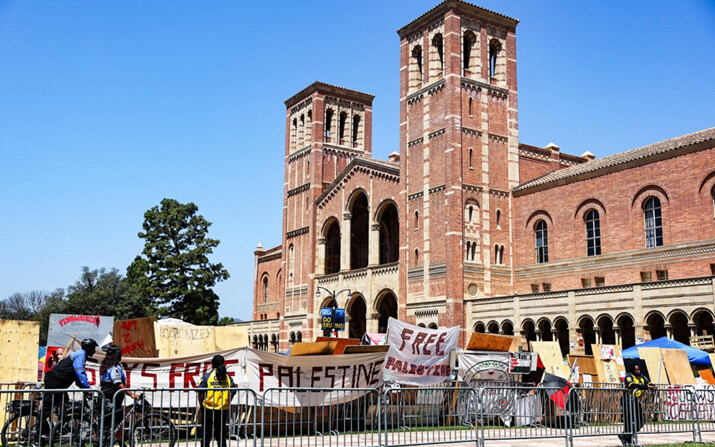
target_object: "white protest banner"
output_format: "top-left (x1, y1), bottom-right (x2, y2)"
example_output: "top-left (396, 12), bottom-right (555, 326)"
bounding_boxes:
top-left (457, 351), bottom-right (512, 382)
top-left (48, 314), bottom-right (114, 347)
top-left (242, 348), bottom-right (386, 406)
top-left (68, 344), bottom-right (385, 408)
top-left (383, 317), bottom-right (458, 385)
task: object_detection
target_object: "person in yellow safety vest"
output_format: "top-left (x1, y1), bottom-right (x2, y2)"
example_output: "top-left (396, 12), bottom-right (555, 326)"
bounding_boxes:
top-left (618, 364), bottom-right (655, 446)
top-left (198, 355), bottom-right (235, 447)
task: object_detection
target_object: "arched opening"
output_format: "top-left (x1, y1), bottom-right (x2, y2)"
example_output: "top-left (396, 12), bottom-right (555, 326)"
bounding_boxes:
top-left (501, 321), bottom-right (514, 336)
top-left (432, 33), bottom-right (443, 74)
top-left (693, 309), bottom-right (714, 337)
top-left (669, 311), bottom-right (690, 344)
top-left (618, 314), bottom-right (636, 349)
top-left (376, 292), bottom-right (397, 333)
top-left (463, 30), bottom-right (476, 72)
top-left (489, 39), bottom-right (501, 78)
top-left (579, 316), bottom-right (596, 355)
top-left (428, 323), bottom-right (438, 330)
top-left (325, 109), bottom-right (334, 142)
top-left (290, 332), bottom-right (296, 344)
top-left (537, 319), bottom-right (553, 342)
top-left (325, 219), bottom-right (341, 274)
top-left (597, 315), bottom-right (616, 346)
top-left (647, 313), bottom-right (666, 341)
top-left (350, 193), bottom-right (369, 269)
top-left (585, 209), bottom-right (601, 256)
top-left (522, 320), bottom-right (537, 345)
top-left (535, 220), bottom-right (549, 263)
top-left (297, 331), bottom-right (302, 342)
top-left (352, 115), bottom-right (361, 147)
top-left (418, 323), bottom-right (426, 328)
top-left (347, 295), bottom-right (367, 340)
top-left (487, 321), bottom-right (499, 334)
top-left (554, 318), bottom-right (570, 356)
top-left (474, 322), bottom-right (485, 333)
top-left (379, 203), bottom-right (399, 264)
top-left (338, 112), bottom-right (348, 145)
top-left (411, 45), bottom-right (423, 85)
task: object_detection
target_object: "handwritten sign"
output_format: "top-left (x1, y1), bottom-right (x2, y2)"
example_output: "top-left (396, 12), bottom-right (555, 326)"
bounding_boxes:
top-left (113, 317), bottom-right (158, 357)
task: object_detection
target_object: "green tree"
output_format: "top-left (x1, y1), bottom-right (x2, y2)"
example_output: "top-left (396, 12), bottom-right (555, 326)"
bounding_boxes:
top-left (64, 267), bottom-right (152, 320)
top-left (129, 198), bottom-right (229, 325)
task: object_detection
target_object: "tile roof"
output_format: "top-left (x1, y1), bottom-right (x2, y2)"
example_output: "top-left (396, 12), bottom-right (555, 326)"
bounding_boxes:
top-left (397, 0), bottom-right (518, 38)
top-left (514, 127), bottom-right (715, 193)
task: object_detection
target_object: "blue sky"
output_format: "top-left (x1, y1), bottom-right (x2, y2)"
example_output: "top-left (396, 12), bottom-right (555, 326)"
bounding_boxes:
top-left (1, 1), bottom-right (713, 321)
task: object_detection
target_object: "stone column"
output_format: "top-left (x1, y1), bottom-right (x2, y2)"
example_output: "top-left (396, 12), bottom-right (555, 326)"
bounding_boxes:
top-left (665, 323), bottom-right (673, 339)
top-left (369, 223), bottom-right (381, 265)
top-left (341, 212), bottom-right (352, 270)
top-left (614, 326), bottom-right (622, 347)
top-left (594, 326), bottom-right (602, 345)
top-left (535, 329), bottom-right (542, 342)
top-left (317, 238), bottom-right (327, 275)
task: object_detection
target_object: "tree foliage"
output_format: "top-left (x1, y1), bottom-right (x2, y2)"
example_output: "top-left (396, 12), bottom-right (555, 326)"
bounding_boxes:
top-left (64, 267), bottom-right (152, 319)
top-left (130, 198), bottom-right (229, 325)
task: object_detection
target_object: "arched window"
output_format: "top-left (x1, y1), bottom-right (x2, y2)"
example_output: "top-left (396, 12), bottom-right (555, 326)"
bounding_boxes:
top-left (412, 45), bottom-right (423, 83)
top-left (414, 210), bottom-right (419, 229)
top-left (495, 209), bottom-right (501, 228)
top-left (463, 30), bottom-right (476, 71)
top-left (468, 98), bottom-right (473, 116)
top-left (297, 331), bottom-right (302, 342)
top-left (352, 114), bottom-right (360, 147)
top-left (535, 220), bottom-right (548, 263)
top-left (585, 209), bottom-right (601, 256)
top-left (325, 109), bottom-right (334, 141)
top-left (489, 39), bottom-right (501, 78)
top-left (338, 112), bottom-right (348, 144)
top-left (711, 187), bottom-right (715, 218)
top-left (298, 114), bottom-right (305, 148)
top-left (432, 33), bottom-right (443, 73)
top-left (468, 206), bottom-right (473, 222)
top-left (263, 277), bottom-right (268, 303)
top-left (644, 197), bottom-right (663, 247)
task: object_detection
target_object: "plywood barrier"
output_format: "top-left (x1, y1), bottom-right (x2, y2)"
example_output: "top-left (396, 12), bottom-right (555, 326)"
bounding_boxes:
top-left (113, 317), bottom-right (158, 357)
top-left (592, 344), bottom-right (621, 384)
top-left (661, 348), bottom-right (695, 385)
top-left (639, 347), bottom-right (667, 384)
top-left (465, 332), bottom-right (515, 352)
top-left (315, 337), bottom-right (360, 354)
top-left (531, 341), bottom-right (569, 378)
top-left (289, 341), bottom-right (336, 356)
top-left (0, 320), bottom-right (40, 428)
top-left (568, 354), bottom-right (599, 384)
top-left (154, 324), bottom-right (249, 357)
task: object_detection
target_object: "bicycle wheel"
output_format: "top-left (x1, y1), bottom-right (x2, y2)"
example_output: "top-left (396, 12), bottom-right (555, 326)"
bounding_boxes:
top-left (130, 414), bottom-right (174, 447)
top-left (2, 414), bottom-right (36, 447)
top-left (48, 415), bottom-right (96, 447)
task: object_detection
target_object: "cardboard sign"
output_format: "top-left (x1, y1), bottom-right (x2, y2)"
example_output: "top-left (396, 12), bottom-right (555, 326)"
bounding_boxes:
top-left (383, 318), bottom-right (458, 385)
top-left (43, 347), bottom-right (65, 373)
top-left (47, 314), bottom-right (114, 348)
top-left (113, 317), bottom-right (158, 357)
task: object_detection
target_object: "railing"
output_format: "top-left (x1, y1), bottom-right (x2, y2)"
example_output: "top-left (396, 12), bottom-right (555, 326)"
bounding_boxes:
top-left (2, 383), bottom-right (714, 447)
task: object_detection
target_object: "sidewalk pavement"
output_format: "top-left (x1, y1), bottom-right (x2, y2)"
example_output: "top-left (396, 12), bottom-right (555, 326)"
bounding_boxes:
top-left (478, 431), bottom-right (715, 446)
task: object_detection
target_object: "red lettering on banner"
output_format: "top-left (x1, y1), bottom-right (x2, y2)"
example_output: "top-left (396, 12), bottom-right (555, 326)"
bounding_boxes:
top-left (169, 363), bottom-right (182, 388)
top-left (385, 356), bottom-right (395, 370)
top-left (324, 366), bottom-right (336, 388)
top-left (123, 363), bottom-right (139, 387)
top-left (423, 333), bottom-right (437, 355)
top-left (399, 328), bottom-right (413, 350)
top-left (358, 363), bottom-right (370, 385)
top-left (258, 363), bottom-right (273, 392)
top-left (182, 362), bottom-right (202, 388)
top-left (311, 367), bottom-right (323, 387)
top-left (278, 366), bottom-right (293, 388)
top-left (435, 333), bottom-right (446, 356)
top-left (58, 315), bottom-right (101, 327)
top-left (141, 363), bottom-right (159, 388)
top-left (412, 332), bottom-right (427, 354)
top-left (223, 359), bottom-right (238, 379)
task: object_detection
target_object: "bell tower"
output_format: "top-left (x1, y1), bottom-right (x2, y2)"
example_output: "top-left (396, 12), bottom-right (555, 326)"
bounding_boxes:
top-left (397, 1), bottom-right (520, 339)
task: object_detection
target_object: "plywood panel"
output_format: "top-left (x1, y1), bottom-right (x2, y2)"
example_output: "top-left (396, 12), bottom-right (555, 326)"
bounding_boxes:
top-left (531, 341), bottom-right (568, 378)
top-left (466, 333), bottom-right (515, 352)
top-left (592, 344), bottom-right (621, 384)
top-left (343, 345), bottom-right (390, 354)
top-left (709, 354), bottom-right (715, 369)
top-left (289, 341), bottom-right (336, 356)
top-left (661, 348), bottom-right (695, 385)
top-left (113, 317), bottom-right (158, 357)
top-left (568, 355), bottom-right (598, 375)
top-left (214, 326), bottom-right (249, 351)
top-left (639, 347), bottom-right (667, 384)
top-left (315, 337), bottom-right (360, 354)
top-left (0, 320), bottom-right (40, 383)
top-left (154, 324), bottom-right (216, 357)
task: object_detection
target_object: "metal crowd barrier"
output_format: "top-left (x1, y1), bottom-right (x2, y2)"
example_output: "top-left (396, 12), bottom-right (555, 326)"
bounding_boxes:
top-left (3, 384), bottom-right (715, 447)
top-left (261, 387), bottom-right (380, 447)
top-left (0, 387), bottom-right (105, 447)
top-left (380, 385), bottom-right (478, 447)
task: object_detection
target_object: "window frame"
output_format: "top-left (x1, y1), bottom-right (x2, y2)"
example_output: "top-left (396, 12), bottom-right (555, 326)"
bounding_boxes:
top-left (643, 197), bottom-right (663, 248)
top-left (535, 220), bottom-right (549, 263)
top-left (585, 209), bottom-right (601, 256)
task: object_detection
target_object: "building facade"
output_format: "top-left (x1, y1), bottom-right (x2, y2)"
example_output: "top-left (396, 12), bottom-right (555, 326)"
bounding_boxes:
top-left (243, 0), bottom-right (715, 355)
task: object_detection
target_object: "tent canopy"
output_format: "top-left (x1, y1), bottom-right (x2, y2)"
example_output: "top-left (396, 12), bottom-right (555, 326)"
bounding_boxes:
top-left (621, 337), bottom-right (711, 366)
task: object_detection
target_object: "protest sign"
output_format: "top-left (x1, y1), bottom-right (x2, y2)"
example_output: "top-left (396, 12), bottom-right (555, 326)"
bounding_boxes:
top-left (383, 317), bottom-right (458, 385)
top-left (113, 317), bottom-right (158, 357)
top-left (68, 345), bottom-right (384, 408)
top-left (47, 314), bottom-right (114, 348)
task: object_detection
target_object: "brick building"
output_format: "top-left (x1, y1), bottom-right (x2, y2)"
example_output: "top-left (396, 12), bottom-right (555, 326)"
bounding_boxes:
top-left (243, 0), bottom-right (715, 355)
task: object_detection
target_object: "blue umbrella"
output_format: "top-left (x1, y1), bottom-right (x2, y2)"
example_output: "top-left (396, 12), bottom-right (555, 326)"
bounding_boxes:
top-left (621, 337), bottom-right (711, 366)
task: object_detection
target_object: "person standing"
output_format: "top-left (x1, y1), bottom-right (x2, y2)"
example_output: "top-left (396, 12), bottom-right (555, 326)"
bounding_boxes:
top-left (99, 345), bottom-right (139, 440)
top-left (619, 364), bottom-right (655, 445)
top-left (198, 355), bottom-right (235, 447)
top-left (37, 339), bottom-right (98, 440)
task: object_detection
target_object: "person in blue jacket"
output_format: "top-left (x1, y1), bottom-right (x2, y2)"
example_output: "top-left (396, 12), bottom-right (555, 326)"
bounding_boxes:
top-left (37, 338), bottom-right (98, 440)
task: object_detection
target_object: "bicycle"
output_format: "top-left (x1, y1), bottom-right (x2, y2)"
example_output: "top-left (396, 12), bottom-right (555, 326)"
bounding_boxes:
top-left (49, 393), bottom-right (176, 447)
top-left (1, 389), bottom-right (90, 447)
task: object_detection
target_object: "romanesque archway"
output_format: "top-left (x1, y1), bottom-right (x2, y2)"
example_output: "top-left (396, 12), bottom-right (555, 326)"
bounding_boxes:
top-left (376, 291), bottom-right (397, 333)
top-left (617, 314), bottom-right (636, 349)
top-left (350, 193), bottom-right (369, 269)
top-left (348, 294), bottom-right (367, 340)
top-left (579, 316), bottom-right (596, 355)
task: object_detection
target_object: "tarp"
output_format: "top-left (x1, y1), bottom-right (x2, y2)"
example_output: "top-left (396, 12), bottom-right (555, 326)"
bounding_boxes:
top-left (621, 337), bottom-right (711, 366)
top-left (362, 333), bottom-right (386, 345)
